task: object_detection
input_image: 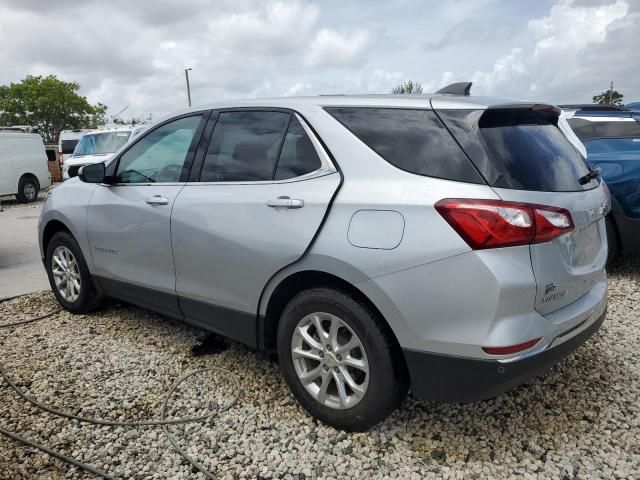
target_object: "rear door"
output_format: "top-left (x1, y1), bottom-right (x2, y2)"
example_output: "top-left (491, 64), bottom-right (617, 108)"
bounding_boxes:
top-left (171, 110), bottom-right (340, 345)
top-left (436, 104), bottom-right (608, 315)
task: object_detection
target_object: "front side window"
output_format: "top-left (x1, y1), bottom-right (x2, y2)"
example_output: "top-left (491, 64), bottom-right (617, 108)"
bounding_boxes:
top-left (116, 115), bottom-right (203, 183)
top-left (200, 111), bottom-right (290, 182)
top-left (74, 131), bottom-right (131, 156)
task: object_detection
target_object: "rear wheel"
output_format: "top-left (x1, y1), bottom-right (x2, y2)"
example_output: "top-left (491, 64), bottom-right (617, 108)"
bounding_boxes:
top-left (45, 231), bottom-right (104, 313)
top-left (16, 176), bottom-right (39, 203)
top-left (277, 287), bottom-right (407, 431)
top-left (605, 216), bottom-right (619, 266)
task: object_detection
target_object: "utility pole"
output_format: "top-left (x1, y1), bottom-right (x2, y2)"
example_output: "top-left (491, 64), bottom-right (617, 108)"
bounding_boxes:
top-left (609, 80), bottom-right (614, 104)
top-left (185, 68), bottom-right (192, 107)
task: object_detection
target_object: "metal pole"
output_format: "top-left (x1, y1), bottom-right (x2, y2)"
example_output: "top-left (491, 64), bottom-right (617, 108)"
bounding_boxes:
top-left (609, 81), bottom-right (613, 104)
top-left (185, 68), bottom-right (192, 107)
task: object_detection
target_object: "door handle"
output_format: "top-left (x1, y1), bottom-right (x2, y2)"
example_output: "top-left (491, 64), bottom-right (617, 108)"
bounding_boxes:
top-left (267, 196), bottom-right (304, 209)
top-left (145, 195), bottom-right (169, 206)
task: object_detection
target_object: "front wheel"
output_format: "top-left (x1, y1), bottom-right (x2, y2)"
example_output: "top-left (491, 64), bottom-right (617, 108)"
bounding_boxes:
top-left (277, 287), bottom-right (408, 431)
top-left (45, 231), bottom-right (104, 313)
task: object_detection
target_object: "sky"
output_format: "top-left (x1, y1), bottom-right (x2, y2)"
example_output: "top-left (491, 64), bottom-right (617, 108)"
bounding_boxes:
top-left (0, 0), bottom-right (638, 120)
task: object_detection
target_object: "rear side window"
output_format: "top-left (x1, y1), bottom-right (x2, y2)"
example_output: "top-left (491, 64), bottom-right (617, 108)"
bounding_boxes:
top-left (568, 118), bottom-right (640, 141)
top-left (201, 111), bottom-right (290, 182)
top-left (275, 117), bottom-right (322, 180)
top-left (439, 109), bottom-right (597, 192)
top-left (60, 139), bottom-right (78, 154)
top-left (325, 107), bottom-right (483, 184)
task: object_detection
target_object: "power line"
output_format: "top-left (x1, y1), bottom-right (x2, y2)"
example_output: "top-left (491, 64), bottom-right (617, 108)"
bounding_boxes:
top-left (112, 71), bottom-right (185, 118)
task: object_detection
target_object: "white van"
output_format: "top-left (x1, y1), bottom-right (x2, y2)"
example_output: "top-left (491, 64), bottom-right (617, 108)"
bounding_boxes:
top-left (0, 132), bottom-right (51, 202)
top-left (62, 125), bottom-right (143, 179)
top-left (58, 129), bottom-right (91, 165)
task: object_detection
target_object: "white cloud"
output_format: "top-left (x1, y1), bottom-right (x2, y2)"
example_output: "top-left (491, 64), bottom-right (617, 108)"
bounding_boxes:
top-left (470, 0), bottom-right (635, 101)
top-left (304, 29), bottom-right (372, 68)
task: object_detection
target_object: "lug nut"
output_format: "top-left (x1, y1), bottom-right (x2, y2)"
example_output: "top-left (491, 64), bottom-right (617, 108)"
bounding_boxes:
top-left (323, 365), bottom-right (329, 371)
top-left (326, 344), bottom-right (332, 351)
top-left (334, 367), bottom-right (340, 373)
top-left (336, 354), bottom-right (342, 361)
top-left (319, 351), bottom-right (324, 358)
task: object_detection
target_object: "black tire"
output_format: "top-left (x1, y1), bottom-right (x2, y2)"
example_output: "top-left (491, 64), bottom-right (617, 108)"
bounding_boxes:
top-left (16, 175), bottom-right (39, 203)
top-left (605, 216), bottom-right (619, 266)
top-left (45, 231), bottom-right (105, 313)
top-left (277, 287), bottom-right (408, 431)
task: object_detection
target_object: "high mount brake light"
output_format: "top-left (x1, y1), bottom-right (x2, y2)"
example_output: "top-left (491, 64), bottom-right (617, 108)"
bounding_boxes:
top-left (435, 199), bottom-right (574, 250)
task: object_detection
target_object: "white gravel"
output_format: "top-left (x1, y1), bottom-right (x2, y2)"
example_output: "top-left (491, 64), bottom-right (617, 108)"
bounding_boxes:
top-left (0, 261), bottom-right (639, 479)
top-left (0, 192), bottom-right (47, 211)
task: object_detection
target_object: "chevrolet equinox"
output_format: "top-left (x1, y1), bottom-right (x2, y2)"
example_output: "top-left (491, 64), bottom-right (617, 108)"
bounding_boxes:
top-left (39, 83), bottom-right (609, 431)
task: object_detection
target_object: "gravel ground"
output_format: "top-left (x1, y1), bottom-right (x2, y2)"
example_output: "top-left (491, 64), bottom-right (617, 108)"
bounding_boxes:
top-left (0, 192), bottom-right (48, 211)
top-left (0, 261), bottom-right (638, 479)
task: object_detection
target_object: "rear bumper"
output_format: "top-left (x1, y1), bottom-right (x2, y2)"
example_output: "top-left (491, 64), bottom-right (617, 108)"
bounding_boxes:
top-left (403, 306), bottom-right (606, 402)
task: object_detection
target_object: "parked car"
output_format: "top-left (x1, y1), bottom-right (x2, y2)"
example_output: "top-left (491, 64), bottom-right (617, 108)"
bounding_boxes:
top-left (61, 125), bottom-right (145, 180)
top-left (562, 105), bottom-right (640, 262)
top-left (40, 85), bottom-right (609, 430)
top-left (58, 129), bottom-right (91, 166)
top-left (625, 102), bottom-right (640, 112)
top-left (0, 131), bottom-right (51, 202)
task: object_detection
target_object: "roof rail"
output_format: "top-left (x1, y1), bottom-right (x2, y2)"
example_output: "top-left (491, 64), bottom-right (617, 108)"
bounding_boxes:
top-left (435, 82), bottom-right (472, 96)
top-left (558, 104), bottom-right (628, 112)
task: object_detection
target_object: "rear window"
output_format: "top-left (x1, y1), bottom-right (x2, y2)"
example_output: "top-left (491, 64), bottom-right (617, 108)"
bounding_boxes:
top-left (439, 109), bottom-right (597, 192)
top-left (568, 117), bottom-right (640, 141)
top-left (60, 139), bottom-right (78, 154)
top-left (325, 107), bottom-right (483, 184)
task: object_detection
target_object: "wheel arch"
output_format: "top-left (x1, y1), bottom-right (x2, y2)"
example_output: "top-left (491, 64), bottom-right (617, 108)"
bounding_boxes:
top-left (42, 219), bottom-right (73, 255)
top-left (19, 172), bottom-right (40, 190)
top-left (259, 269), bottom-right (405, 368)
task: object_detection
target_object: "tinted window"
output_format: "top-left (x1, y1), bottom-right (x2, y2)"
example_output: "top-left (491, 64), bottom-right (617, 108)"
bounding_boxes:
top-left (201, 111), bottom-right (290, 182)
top-left (61, 139), bottom-right (78, 154)
top-left (275, 117), bottom-right (322, 180)
top-left (116, 115), bottom-right (203, 183)
top-left (479, 110), bottom-right (596, 192)
top-left (325, 107), bottom-right (483, 184)
top-left (584, 137), bottom-right (640, 154)
top-left (568, 118), bottom-right (640, 141)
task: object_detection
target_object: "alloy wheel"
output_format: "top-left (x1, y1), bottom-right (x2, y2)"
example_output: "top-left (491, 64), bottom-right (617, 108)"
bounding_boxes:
top-left (291, 312), bottom-right (369, 410)
top-left (51, 246), bottom-right (81, 302)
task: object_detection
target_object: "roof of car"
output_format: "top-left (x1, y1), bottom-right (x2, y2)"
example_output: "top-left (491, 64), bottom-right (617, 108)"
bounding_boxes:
top-left (172, 94), bottom-right (547, 120)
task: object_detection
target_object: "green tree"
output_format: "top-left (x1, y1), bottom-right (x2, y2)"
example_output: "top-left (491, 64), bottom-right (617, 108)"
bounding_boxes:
top-left (592, 89), bottom-right (624, 106)
top-left (0, 75), bottom-right (106, 143)
top-left (392, 80), bottom-right (423, 94)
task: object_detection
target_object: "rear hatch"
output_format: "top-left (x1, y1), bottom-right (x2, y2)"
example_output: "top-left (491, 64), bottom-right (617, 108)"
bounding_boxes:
top-left (435, 102), bottom-right (609, 315)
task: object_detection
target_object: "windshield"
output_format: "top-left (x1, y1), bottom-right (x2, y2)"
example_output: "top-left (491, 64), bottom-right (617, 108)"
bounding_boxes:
top-left (73, 131), bottom-right (131, 156)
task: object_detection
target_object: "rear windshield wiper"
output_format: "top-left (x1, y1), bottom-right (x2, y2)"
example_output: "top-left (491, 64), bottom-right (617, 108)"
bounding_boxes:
top-left (579, 167), bottom-right (601, 185)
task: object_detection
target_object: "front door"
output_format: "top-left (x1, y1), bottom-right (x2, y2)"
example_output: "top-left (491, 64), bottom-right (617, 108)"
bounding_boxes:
top-left (87, 113), bottom-right (207, 317)
top-left (171, 111), bottom-right (340, 344)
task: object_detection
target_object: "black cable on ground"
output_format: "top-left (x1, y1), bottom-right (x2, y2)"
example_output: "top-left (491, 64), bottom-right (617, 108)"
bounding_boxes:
top-left (0, 299), bottom-right (242, 479)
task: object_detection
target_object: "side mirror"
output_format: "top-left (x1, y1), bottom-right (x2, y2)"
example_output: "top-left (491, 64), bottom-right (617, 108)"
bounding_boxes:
top-left (78, 163), bottom-right (106, 183)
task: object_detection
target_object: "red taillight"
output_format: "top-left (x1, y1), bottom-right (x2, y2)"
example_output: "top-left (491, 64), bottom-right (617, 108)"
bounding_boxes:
top-left (482, 338), bottom-right (542, 356)
top-left (435, 199), bottom-right (573, 249)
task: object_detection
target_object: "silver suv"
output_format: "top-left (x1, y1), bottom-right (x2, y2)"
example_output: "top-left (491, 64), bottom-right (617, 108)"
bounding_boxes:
top-left (39, 84), bottom-right (609, 431)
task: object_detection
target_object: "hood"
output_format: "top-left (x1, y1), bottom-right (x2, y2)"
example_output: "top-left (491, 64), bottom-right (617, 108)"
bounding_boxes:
top-left (64, 153), bottom-right (114, 167)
